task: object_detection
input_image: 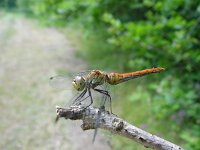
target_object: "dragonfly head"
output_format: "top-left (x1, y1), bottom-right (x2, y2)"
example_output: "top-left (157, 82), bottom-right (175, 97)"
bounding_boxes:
top-left (72, 76), bottom-right (85, 91)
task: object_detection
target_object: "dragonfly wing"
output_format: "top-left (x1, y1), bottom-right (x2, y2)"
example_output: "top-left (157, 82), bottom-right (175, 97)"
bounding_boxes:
top-left (49, 70), bottom-right (91, 90)
top-left (73, 70), bottom-right (93, 78)
top-left (93, 84), bottom-right (110, 142)
top-left (49, 75), bottom-right (72, 90)
top-left (92, 108), bottom-right (101, 143)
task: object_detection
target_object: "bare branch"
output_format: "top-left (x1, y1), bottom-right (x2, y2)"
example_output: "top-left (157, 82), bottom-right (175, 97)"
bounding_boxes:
top-left (56, 105), bottom-right (184, 150)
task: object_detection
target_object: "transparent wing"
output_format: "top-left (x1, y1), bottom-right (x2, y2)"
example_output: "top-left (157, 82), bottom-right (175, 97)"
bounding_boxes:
top-left (49, 75), bottom-right (80, 108)
top-left (49, 70), bottom-right (94, 108)
top-left (93, 83), bottom-right (111, 142)
top-left (49, 75), bottom-right (72, 91)
top-left (49, 69), bottom-right (92, 89)
top-left (73, 70), bottom-right (93, 78)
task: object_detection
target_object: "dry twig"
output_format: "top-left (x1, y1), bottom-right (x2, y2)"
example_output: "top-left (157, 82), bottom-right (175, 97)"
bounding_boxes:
top-left (56, 105), bottom-right (183, 150)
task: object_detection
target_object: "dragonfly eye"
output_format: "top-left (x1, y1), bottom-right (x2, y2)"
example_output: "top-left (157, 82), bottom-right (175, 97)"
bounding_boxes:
top-left (72, 76), bottom-right (85, 91)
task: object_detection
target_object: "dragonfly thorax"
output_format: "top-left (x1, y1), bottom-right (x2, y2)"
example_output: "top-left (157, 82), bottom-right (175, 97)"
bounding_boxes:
top-left (72, 76), bottom-right (86, 91)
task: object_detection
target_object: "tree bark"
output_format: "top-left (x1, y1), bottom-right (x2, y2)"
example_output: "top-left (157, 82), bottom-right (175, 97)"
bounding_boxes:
top-left (56, 105), bottom-right (184, 150)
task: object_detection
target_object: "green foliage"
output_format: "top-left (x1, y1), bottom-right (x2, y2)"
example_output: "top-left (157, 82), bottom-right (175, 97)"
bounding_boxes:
top-left (99, 1), bottom-right (200, 149)
top-left (20, 0), bottom-right (95, 26)
top-left (15, 0), bottom-right (200, 149)
top-left (0, 0), bottom-right (17, 10)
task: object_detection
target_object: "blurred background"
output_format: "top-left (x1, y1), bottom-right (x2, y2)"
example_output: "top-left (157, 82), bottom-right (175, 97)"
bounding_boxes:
top-left (0, 0), bottom-right (199, 150)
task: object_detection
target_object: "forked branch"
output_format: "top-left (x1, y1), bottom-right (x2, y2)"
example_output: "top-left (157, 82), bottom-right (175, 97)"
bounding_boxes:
top-left (56, 105), bottom-right (183, 150)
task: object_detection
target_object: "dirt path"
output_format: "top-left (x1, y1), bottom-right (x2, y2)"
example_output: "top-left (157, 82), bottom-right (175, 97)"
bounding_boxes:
top-left (0, 13), bottom-right (110, 150)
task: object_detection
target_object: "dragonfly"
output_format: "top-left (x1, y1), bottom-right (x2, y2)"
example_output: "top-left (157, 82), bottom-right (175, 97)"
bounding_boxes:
top-left (51, 67), bottom-right (165, 111)
top-left (51, 67), bottom-right (165, 141)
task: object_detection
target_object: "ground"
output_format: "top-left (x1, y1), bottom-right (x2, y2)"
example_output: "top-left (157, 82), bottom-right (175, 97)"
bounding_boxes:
top-left (0, 13), bottom-right (110, 150)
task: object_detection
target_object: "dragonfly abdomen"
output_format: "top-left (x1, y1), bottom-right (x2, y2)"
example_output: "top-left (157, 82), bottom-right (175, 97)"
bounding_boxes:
top-left (105, 73), bottom-right (124, 85)
top-left (106, 67), bottom-right (165, 85)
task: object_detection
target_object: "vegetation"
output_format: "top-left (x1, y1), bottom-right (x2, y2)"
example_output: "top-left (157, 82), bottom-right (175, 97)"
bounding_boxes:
top-left (2, 0), bottom-right (200, 149)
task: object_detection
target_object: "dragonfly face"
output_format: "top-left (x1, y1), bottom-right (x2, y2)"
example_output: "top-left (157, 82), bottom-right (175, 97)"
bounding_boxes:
top-left (72, 76), bottom-right (86, 91)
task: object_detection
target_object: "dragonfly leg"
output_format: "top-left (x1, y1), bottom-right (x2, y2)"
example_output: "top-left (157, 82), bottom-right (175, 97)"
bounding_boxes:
top-left (94, 88), bottom-right (112, 113)
top-left (73, 95), bottom-right (90, 105)
top-left (72, 89), bottom-right (87, 105)
top-left (87, 88), bottom-right (93, 107)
